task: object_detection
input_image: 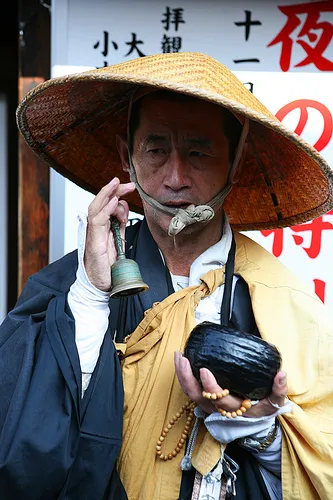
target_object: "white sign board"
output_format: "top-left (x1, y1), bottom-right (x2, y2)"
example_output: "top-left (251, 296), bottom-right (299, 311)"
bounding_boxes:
top-left (53, 0), bottom-right (333, 72)
top-left (51, 0), bottom-right (333, 310)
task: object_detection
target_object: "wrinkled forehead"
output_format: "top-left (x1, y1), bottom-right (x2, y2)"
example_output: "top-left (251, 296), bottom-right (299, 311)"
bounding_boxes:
top-left (130, 87), bottom-right (223, 115)
top-left (128, 88), bottom-right (230, 137)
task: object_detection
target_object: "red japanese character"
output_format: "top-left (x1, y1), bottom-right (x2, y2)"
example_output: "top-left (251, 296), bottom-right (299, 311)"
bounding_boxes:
top-left (313, 278), bottom-right (326, 302)
top-left (291, 210), bottom-right (333, 258)
top-left (276, 99), bottom-right (333, 153)
top-left (268, 1), bottom-right (333, 72)
top-left (260, 229), bottom-right (285, 257)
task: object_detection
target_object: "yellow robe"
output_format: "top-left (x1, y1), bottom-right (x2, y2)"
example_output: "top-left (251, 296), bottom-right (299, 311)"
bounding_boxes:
top-left (118, 231), bottom-right (333, 500)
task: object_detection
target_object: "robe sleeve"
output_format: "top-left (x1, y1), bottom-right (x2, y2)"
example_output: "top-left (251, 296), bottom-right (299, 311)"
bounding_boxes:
top-left (0, 252), bottom-right (124, 500)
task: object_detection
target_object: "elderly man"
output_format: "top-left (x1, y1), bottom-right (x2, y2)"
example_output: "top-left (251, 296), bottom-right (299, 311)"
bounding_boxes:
top-left (1, 53), bottom-right (333, 500)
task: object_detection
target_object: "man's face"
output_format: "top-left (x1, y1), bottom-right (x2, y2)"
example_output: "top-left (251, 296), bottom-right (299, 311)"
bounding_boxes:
top-left (131, 94), bottom-right (231, 235)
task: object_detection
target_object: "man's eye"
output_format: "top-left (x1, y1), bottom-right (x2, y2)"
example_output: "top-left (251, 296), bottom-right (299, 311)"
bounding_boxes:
top-left (190, 151), bottom-right (207, 157)
top-left (148, 148), bottom-right (166, 155)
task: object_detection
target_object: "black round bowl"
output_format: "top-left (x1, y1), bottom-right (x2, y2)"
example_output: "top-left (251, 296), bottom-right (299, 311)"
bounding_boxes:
top-left (184, 322), bottom-right (281, 400)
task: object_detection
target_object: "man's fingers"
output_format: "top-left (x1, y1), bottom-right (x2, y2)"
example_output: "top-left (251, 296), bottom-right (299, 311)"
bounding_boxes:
top-left (200, 368), bottom-right (243, 412)
top-left (174, 354), bottom-right (206, 403)
top-left (91, 197), bottom-right (129, 229)
top-left (175, 355), bottom-right (201, 400)
top-left (115, 182), bottom-right (136, 199)
top-left (268, 371), bottom-right (288, 407)
top-left (174, 354), bottom-right (216, 413)
top-left (97, 196), bottom-right (121, 224)
top-left (200, 368), bottom-right (221, 393)
top-left (115, 200), bottom-right (129, 224)
top-left (174, 351), bottom-right (181, 373)
top-left (89, 178), bottom-right (120, 216)
top-left (88, 178), bottom-right (135, 218)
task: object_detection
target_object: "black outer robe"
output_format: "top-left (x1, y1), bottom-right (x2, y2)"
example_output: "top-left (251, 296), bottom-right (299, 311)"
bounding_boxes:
top-left (0, 251), bottom-right (124, 499)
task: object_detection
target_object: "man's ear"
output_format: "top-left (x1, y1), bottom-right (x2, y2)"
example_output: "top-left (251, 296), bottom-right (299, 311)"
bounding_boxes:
top-left (116, 134), bottom-right (130, 172)
top-left (233, 142), bottom-right (248, 184)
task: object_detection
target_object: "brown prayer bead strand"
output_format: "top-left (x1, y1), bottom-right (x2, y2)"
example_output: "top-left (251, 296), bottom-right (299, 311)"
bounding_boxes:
top-left (202, 389), bottom-right (229, 400)
top-left (202, 390), bottom-right (253, 418)
top-left (217, 399), bottom-right (252, 418)
top-left (156, 401), bottom-right (195, 461)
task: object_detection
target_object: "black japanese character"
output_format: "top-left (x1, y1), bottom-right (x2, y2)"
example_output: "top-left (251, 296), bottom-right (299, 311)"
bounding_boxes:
top-left (235, 10), bottom-right (262, 41)
top-left (161, 34), bottom-right (182, 53)
top-left (93, 31), bottom-right (119, 57)
top-left (161, 6), bottom-right (185, 31)
top-left (233, 58), bottom-right (260, 64)
top-left (125, 32), bottom-right (146, 57)
top-left (243, 81), bottom-right (254, 93)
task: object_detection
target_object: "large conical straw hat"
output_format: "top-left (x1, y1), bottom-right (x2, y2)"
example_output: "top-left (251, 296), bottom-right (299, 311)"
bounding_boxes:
top-left (17, 52), bottom-right (333, 231)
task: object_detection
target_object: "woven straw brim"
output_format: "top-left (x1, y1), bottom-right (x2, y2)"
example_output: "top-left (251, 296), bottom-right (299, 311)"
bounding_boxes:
top-left (17, 52), bottom-right (333, 231)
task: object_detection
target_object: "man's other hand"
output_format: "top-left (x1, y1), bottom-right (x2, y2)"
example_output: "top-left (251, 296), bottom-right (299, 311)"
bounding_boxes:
top-left (174, 351), bottom-right (288, 417)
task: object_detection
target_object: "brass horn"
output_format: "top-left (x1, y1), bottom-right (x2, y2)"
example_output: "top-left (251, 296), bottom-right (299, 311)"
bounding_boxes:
top-left (109, 217), bottom-right (149, 298)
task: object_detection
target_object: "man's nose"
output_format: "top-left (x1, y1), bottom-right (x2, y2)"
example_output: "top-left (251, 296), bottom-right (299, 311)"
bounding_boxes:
top-left (164, 153), bottom-right (191, 191)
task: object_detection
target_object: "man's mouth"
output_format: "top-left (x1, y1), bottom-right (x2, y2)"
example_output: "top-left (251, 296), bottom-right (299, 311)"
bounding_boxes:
top-left (163, 202), bottom-right (192, 210)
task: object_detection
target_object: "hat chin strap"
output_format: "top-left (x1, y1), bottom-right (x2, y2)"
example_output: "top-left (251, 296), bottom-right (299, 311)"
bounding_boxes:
top-left (128, 117), bottom-right (249, 236)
